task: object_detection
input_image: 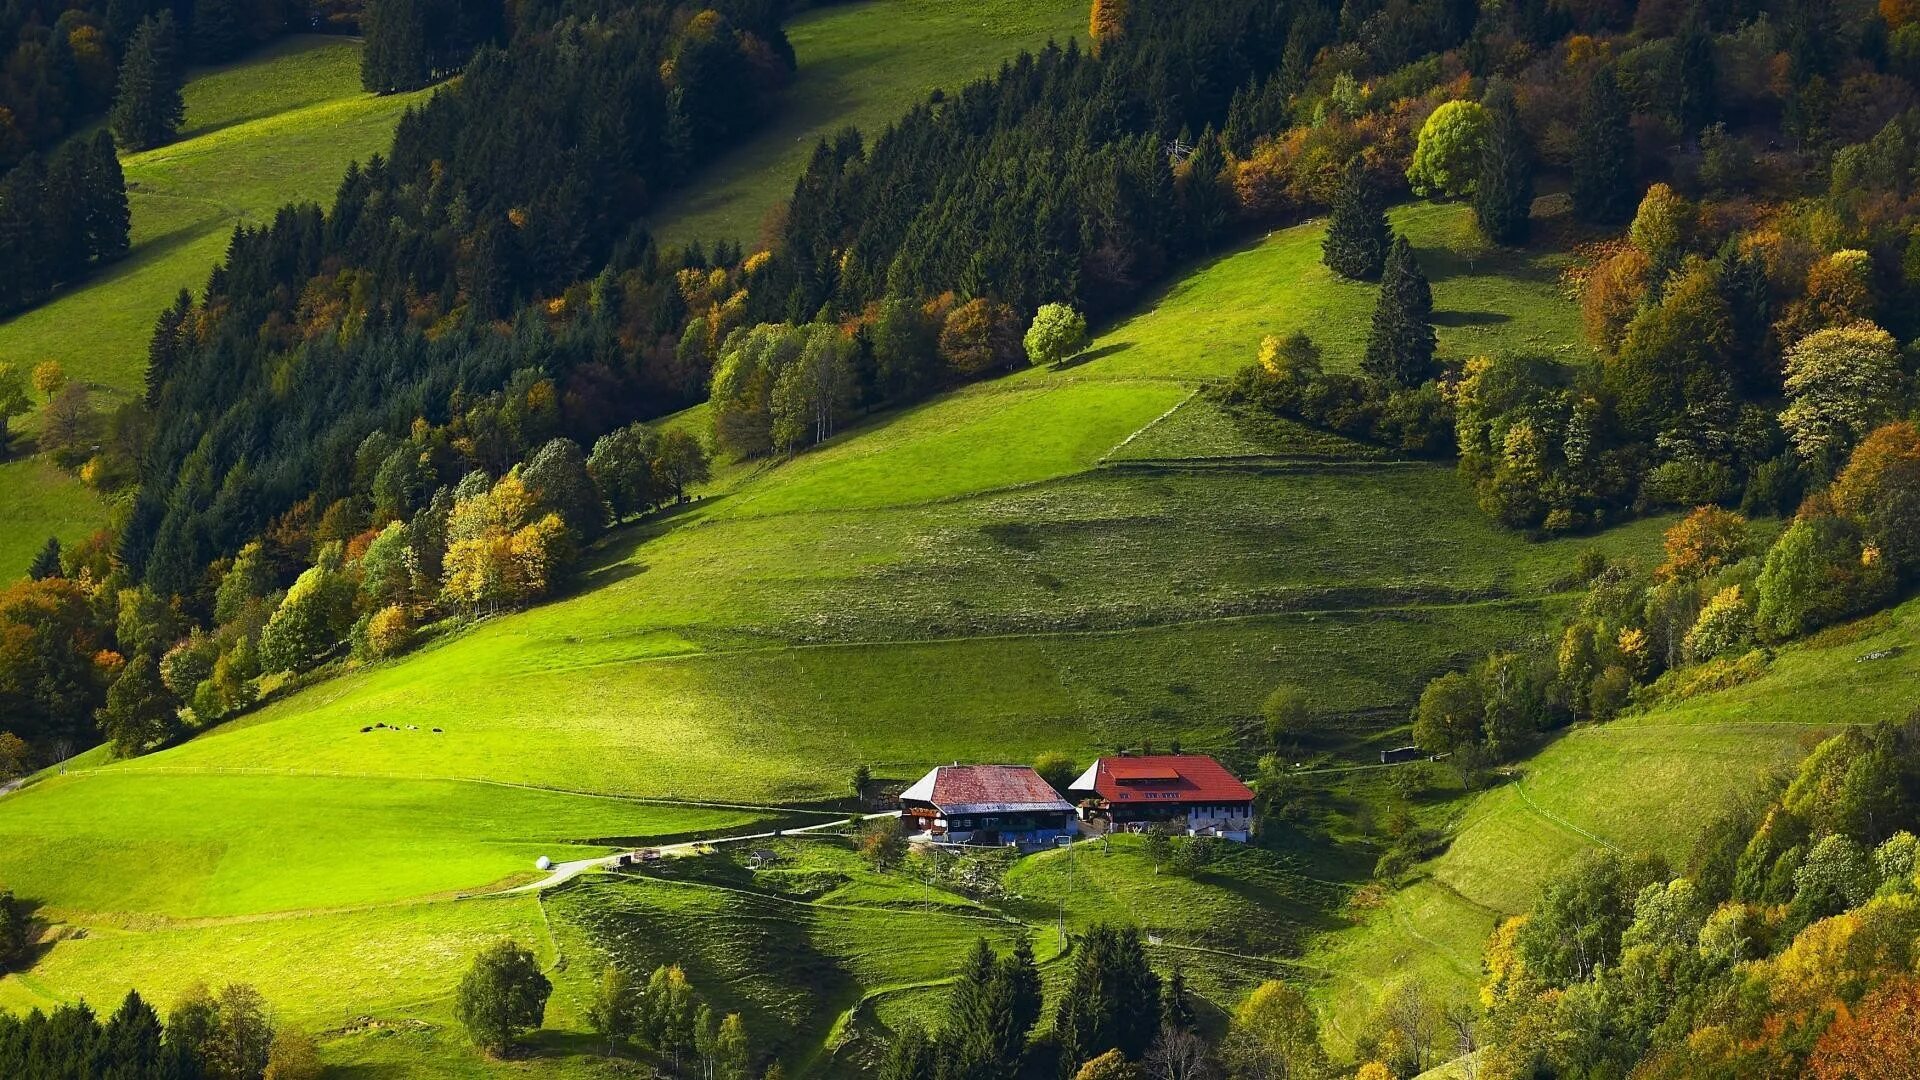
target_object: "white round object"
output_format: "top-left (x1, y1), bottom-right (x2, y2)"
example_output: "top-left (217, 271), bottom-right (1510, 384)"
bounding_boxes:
top-left (535, 855), bottom-right (553, 871)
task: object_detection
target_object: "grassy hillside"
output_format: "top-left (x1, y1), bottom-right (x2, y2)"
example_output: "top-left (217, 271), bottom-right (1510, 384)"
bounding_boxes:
top-left (0, 36), bottom-right (433, 580)
top-left (648, 0), bottom-right (1088, 248)
top-left (1302, 601), bottom-right (1920, 1048)
top-left (0, 202), bottom-right (1666, 1071)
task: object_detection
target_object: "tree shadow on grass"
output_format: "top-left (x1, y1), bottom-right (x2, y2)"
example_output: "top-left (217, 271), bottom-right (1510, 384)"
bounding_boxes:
top-left (1052, 340), bottom-right (1134, 371)
top-left (1431, 310), bottom-right (1512, 327)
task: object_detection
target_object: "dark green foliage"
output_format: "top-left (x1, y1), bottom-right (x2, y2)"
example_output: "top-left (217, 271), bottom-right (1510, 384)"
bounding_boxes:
top-left (0, 131), bottom-right (133, 316)
top-left (941, 937), bottom-right (1043, 1080)
top-left (455, 939), bottom-right (552, 1053)
top-left (1362, 235), bottom-right (1437, 387)
top-left (523, 437), bottom-right (604, 541)
top-left (1572, 65), bottom-right (1634, 225)
top-left (1159, 967), bottom-right (1196, 1033)
top-left (0, 987), bottom-right (248, 1077)
top-left (361, 0), bottom-right (504, 93)
top-left (879, 1023), bottom-right (938, 1080)
top-left (1517, 849), bottom-right (1670, 986)
top-left (109, 13), bottom-right (185, 151)
top-left (1053, 925), bottom-right (1161, 1075)
top-left (1322, 159), bottom-right (1390, 280)
top-left (98, 652), bottom-right (179, 757)
top-left (27, 537), bottom-right (61, 581)
top-left (1180, 127), bottom-right (1232, 251)
top-left (1473, 81), bottom-right (1533, 245)
top-left (0, 888), bottom-right (26, 972)
top-left (1672, 15), bottom-right (1718, 137)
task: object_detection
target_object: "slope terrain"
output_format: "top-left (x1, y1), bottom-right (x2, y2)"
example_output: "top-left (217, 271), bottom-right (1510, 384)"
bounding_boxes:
top-left (1304, 600), bottom-right (1920, 1048)
top-left (0, 36), bottom-right (434, 578)
top-left (0, 202), bottom-right (1674, 1074)
top-left (647, 0), bottom-right (1088, 248)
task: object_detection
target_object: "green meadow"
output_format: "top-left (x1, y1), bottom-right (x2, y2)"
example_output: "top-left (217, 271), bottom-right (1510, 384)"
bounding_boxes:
top-left (0, 201), bottom-right (1680, 1072)
top-left (0, 36), bottom-right (432, 579)
top-left (649, 0), bottom-right (1089, 249)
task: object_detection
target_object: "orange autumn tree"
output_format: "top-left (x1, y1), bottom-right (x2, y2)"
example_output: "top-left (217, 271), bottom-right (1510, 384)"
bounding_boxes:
top-left (1656, 505), bottom-right (1751, 583)
top-left (1089, 0), bottom-right (1128, 56)
top-left (1811, 975), bottom-right (1920, 1078)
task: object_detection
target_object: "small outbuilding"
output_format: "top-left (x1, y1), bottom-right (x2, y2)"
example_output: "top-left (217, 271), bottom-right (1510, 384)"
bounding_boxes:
top-left (1069, 754), bottom-right (1256, 842)
top-left (899, 764), bottom-right (1077, 848)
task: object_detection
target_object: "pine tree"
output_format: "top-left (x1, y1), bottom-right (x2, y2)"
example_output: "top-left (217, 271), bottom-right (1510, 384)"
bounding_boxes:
top-left (1180, 127), bottom-right (1230, 252)
top-left (192, 0), bottom-right (247, 63)
top-left (1363, 234), bottom-right (1437, 387)
top-left (361, 0), bottom-right (430, 93)
top-left (146, 288), bottom-right (192, 407)
top-left (28, 537), bottom-right (61, 580)
top-left (1673, 14), bottom-right (1718, 138)
top-left (84, 131), bottom-right (132, 264)
top-left (109, 13), bottom-right (185, 151)
top-left (1322, 159), bottom-right (1388, 280)
top-left (1572, 65), bottom-right (1634, 226)
top-left (1473, 80), bottom-right (1534, 246)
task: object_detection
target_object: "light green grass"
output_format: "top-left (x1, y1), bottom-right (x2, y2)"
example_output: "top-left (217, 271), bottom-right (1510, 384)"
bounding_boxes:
top-left (1080, 201), bottom-right (1589, 381)
top-left (0, 456), bottom-right (107, 580)
top-left (0, 771), bottom-right (764, 918)
top-left (650, 0), bottom-right (1087, 248)
top-left (1305, 597), bottom-right (1920, 1043)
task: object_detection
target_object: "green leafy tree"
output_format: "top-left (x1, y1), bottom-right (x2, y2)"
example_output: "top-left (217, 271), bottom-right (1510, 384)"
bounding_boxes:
top-left (1781, 322), bottom-right (1906, 476)
top-left (108, 13), bottom-right (185, 151)
top-left (714, 1012), bottom-right (750, 1080)
top-left (1413, 671), bottom-right (1483, 753)
top-left (1755, 514), bottom-right (1893, 640)
top-left (1474, 81), bottom-right (1534, 245)
top-left (585, 966), bottom-right (638, 1056)
top-left (587, 423), bottom-right (662, 522)
top-left (258, 544), bottom-right (358, 674)
top-left (523, 437), bottom-right (605, 541)
top-left (1262, 684), bottom-right (1312, 748)
top-left (1362, 235), bottom-right (1437, 387)
top-left (1407, 99), bottom-right (1489, 198)
top-left (1033, 751), bottom-right (1079, 795)
top-left (1323, 160), bottom-right (1389, 280)
top-left (655, 428), bottom-right (712, 502)
top-left (1831, 421), bottom-right (1920, 580)
top-left (455, 940), bottom-right (552, 1055)
top-left (207, 982), bottom-right (273, 1080)
top-left (264, 1022), bottom-right (323, 1080)
top-left (872, 297), bottom-right (940, 400)
top-left (642, 964), bottom-right (698, 1071)
top-left (1573, 65), bottom-right (1634, 225)
top-left (98, 652), bottom-right (179, 757)
top-left (0, 363), bottom-right (32, 448)
top-left (1786, 834), bottom-right (1874, 930)
top-left (1024, 303), bottom-right (1091, 368)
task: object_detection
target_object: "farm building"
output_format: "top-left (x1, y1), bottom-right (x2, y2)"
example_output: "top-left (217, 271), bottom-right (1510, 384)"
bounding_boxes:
top-left (898, 764), bottom-right (1077, 848)
top-left (1069, 754), bottom-right (1256, 842)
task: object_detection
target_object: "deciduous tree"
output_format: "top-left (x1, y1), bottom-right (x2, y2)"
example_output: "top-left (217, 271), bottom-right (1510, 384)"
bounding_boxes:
top-left (1408, 99), bottom-right (1489, 198)
top-left (1025, 303), bottom-right (1091, 368)
top-left (456, 940), bottom-right (551, 1055)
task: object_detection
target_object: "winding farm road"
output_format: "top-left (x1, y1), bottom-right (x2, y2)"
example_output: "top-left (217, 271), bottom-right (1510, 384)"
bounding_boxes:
top-left (483, 811), bottom-right (900, 896)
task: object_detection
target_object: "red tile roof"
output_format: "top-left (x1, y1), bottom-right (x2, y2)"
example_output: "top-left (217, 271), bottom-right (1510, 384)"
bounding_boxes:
top-left (899, 765), bottom-right (1073, 814)
top-left (1071, 755), bottom-right (1254, 805)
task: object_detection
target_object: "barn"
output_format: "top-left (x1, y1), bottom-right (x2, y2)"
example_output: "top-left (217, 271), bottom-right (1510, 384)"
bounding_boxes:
top-left (898, 764), bottom-right (1077, 848)
top-left (1068, 754), bottom-right (1256, 842)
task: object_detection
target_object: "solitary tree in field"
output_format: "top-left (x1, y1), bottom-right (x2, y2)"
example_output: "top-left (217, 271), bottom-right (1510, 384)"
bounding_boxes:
top-left (1474, 81), bottom-right (1534, 245)
top-left (32, 360), bottom-right (65, 402)
top-left (110, 13), bottom-right (185, 151)
top-left (1362, 235), bottom-right (1437, 387)
top-left (1024, 303), bottom-right (1090, 367)
top-left (1323, 160), bottom-right (1389, 281)
top-left (1262, 684), bottom-right (1312, 748)
top-left (1573, 65), bottom-right (1634, 225)
top-left (455, 940), bottom-right (551, 1055)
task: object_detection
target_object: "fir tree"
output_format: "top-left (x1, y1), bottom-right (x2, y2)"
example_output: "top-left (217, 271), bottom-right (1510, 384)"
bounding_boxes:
top-left (28, 537), bottom-right (61, 580)
top-left (1473, 80), bottom-right (1533, 245)
top-left (1363, 234), bottom-right (1437, 387)
top-left (1322, 159), bottom-right (1388, 280)
top-left (146, 289), bottom-right (192, 407)
top-left (84, 131), bottom-right (132, 264)
top-left (1673, 14), bottom-right (1718, 138)
top-left (1180, 127), bottom-right (1230, 251)
top-left (191, 0), bottom-right (247, 63)
top-left (109, 13), bottom-right (184, 151)
top-left (1572, 65), bottom-right (1634, 226)
top-left (361, 0), bottom-right (430, 93)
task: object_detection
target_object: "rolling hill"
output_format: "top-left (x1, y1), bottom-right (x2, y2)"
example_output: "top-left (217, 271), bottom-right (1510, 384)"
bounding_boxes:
top-left (0, 200), bottom-right (1677, 1073)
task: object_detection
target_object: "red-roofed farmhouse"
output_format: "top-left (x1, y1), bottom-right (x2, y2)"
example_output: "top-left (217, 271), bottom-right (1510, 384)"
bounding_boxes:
top-left (1069, 754), bottom-right (1256, 842)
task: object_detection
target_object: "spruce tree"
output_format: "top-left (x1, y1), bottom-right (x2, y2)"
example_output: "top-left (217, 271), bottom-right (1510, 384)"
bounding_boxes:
top-left (1474, 80), bottom-right (1534, 246)
top-left (1674, 14), bottom-right (1718, 138)
top-left (109, 13), bottom-right (184, 151)
top-left (1323, 158), bottom-right (1389, 280)
top-left (361, 0), bottom-right (430, 93)
top-left (1572, 65), bottom-right (1634, 225)
top-left (1363, 234), bottom-right (1438, 387)
top-left (191, 0), bottom-right (246, 62)
top-left (84, 131), bottom-right (132, 264)
top-left (28, 537), bottom-right (61, 580)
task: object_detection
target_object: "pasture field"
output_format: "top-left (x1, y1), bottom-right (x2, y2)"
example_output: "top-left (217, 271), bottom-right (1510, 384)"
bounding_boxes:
top-left (0, 198), bottom-right (1671, 1072)
top-left (0, 36), bottom-right (432, 578)
top-left (648, 0), bottom-right (1088, 249)
top-left (1302, 597), bottom-right (1920, 1045)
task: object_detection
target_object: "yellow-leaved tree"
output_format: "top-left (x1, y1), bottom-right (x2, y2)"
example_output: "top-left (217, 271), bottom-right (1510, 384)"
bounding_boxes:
top-left (442, 470), bottom-right (571, 611)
